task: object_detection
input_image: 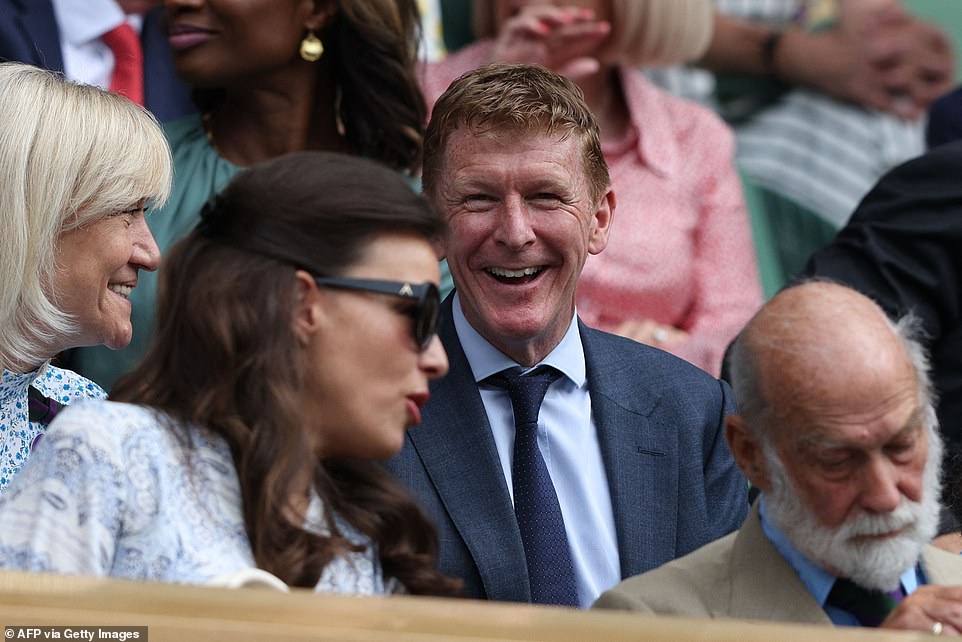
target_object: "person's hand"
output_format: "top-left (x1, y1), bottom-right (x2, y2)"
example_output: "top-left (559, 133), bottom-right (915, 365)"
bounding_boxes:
top-left (614, 319), bottom-right (689, 348)
top-left (491, 4), bottom-right (611, 80)
top-left (881, 584), bottom-right (962, 635)
top-left (850, 3), bottom-right (954, 117)
top-left (776, 2), bottom-right (953, 119)
top-left (889, 18), bottom-right (954, 114)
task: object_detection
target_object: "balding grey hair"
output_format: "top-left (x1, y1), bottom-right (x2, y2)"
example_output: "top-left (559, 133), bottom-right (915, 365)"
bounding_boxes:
top-left (727, 308), bottom-right (938, 444)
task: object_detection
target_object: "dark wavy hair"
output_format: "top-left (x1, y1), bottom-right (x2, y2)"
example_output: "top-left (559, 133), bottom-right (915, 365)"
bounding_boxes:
top-left (331, 0), bottom-right (426, 171)
top-left (112, 152), bottom-right (458, 595)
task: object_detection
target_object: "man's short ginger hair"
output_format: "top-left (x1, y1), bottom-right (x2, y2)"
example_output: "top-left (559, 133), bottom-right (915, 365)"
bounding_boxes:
top-left (422, 63), bottom-right (610, 205)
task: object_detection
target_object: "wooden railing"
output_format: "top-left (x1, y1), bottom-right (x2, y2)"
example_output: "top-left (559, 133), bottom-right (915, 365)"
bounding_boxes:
top-left (0, 571), bottom-right (934, 641)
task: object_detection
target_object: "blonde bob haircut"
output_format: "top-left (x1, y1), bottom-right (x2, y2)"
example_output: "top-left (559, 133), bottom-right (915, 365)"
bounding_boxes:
top-left (473, 0), bottom-right (714, 67)
top-left (0, 62), bottom-right (172, 371)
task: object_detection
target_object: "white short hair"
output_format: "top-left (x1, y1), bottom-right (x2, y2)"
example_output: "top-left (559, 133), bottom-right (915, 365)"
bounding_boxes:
top-left (0, 62), bottom-right (172, 370)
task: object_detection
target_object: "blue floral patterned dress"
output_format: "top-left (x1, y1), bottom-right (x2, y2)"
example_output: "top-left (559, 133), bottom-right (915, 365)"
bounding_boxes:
top-left (0, 400), bottom-right (392, 594)
top-left (0, 364), bottom-right (105, 491)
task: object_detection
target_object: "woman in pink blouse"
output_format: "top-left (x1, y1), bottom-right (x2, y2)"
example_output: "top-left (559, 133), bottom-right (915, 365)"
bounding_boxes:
top-left (422, 0), bottom-right (762, 375)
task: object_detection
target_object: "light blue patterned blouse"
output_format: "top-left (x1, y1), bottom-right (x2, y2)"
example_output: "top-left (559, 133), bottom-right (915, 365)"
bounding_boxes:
top-left (0, 400), bottom-right (392, 594)
top-left (0, 364), bottom-right (105, 491)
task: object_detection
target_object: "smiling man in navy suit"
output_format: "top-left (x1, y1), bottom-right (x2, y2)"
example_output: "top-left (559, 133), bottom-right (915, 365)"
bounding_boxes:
top-left (386, 63), bottom-right (748, 607)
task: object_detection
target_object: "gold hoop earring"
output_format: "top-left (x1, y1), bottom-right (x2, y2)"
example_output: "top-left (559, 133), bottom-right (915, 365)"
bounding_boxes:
top-left (300, 31), bottom-right (323, 62)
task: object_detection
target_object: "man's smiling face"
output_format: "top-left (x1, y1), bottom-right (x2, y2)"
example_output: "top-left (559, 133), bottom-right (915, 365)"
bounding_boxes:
top-left (435, 127), bottom-right (613, 365)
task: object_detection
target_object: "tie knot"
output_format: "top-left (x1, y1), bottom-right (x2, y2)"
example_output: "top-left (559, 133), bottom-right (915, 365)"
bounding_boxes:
top-left (102, 23), bottom-right (139, 57)
top-left (826, 577), bottom-right (904, 627)
top-left (486, 366), bottom-right (560, 428)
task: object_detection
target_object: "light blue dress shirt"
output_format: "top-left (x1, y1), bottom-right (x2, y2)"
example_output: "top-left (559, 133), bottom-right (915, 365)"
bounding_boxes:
top-left (451, 294), bottom-right (620, 608)
top-left (758, 495), bottom-right (921, 626)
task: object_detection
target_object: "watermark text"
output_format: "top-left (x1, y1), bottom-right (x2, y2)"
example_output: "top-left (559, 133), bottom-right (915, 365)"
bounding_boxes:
top-left (4, 627), bottom-right (146, 641)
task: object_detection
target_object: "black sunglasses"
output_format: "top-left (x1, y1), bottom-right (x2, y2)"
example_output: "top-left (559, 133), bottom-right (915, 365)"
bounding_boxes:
top-left (313, 276), bottom-right (441, 350)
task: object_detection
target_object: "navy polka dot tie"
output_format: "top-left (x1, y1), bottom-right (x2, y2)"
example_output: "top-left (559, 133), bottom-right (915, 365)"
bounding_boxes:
top-left (486, 366), bottom-right (579, 606)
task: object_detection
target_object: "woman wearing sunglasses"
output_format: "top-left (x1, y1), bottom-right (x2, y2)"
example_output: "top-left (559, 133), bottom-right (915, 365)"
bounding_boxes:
top-left (0, 152), bottom-right (457, 596)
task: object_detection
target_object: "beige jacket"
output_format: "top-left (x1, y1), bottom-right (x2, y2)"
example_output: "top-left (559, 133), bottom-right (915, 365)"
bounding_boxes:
top-left (594, 503), bottom-right (962, 624)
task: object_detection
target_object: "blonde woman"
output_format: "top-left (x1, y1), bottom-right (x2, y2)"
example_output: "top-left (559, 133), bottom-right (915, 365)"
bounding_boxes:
top-left (0, 62), bottom-right (171, 491)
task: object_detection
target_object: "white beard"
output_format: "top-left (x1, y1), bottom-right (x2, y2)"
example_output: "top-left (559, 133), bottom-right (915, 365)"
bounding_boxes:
top-left (763, 426), bottom-right (943, 592)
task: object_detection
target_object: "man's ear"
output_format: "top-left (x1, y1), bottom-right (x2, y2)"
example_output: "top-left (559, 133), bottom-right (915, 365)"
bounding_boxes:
top-left (725, 414), bottom-right (771, 492)
top-left (422, 183), bottom-right (447, 261)
top-left (432, 235), bottom-right (446, 261)
top-left (587, 188), bottom-right (615, 255)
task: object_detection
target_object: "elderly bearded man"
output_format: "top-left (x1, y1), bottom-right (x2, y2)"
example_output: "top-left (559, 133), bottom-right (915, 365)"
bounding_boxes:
top-left (595, 281), bottom-right (962, 634)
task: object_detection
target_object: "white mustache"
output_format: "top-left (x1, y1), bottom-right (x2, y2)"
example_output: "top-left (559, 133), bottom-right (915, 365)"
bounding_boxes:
top-left (838, 503), bottom-right (917, 539)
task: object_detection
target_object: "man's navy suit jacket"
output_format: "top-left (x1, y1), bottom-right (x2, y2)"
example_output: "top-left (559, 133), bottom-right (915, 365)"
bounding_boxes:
top-left (386, 297), bottom-right (749, 602)
top-left (0, 0), bottom-right (194, 122)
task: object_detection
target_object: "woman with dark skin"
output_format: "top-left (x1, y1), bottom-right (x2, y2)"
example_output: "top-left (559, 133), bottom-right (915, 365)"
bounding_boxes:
top-left (168, 0), bottom-right (424, 168)
top-left (69, 0), bottom-right (431, 388)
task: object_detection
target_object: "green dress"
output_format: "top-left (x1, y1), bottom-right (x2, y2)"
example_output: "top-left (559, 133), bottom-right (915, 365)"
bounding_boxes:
top-left (66, 114), bottom-right (453, 389)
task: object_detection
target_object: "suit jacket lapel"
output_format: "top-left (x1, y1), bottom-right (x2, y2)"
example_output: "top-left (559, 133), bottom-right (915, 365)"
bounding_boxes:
top-left (581, 324), bottom-right (674, 580)
top-left (728, 512), bottom-right (962, 624)
top-left (921, 545), bottom-right (962, 585)
top-left (407, 297), bottom-right (530, 601)
top-left (16, 0), bottom-right (63, 70)
top-left (728, 504), bottom-right (831, 624)
top-left (140, 8), bottom-right (195, 122)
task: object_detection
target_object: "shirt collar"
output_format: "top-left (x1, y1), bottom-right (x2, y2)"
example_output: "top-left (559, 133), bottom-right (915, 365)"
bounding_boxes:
top-left (1, 363), bottom-right (49, 402)
top-left (51, 0), bottom-right (137, 46)
top-left (605, 66), bottom-right (678, 179)
top-left (758, 494), bottom-right (920, 604)
top-left (451, 292), bottom-right (586, 387)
